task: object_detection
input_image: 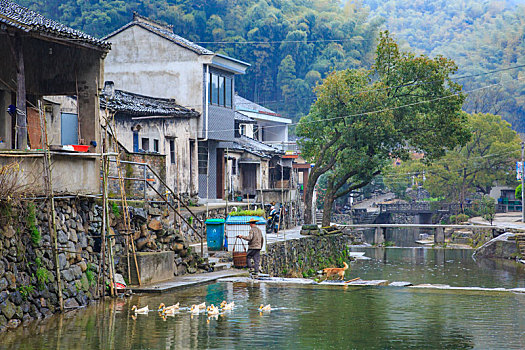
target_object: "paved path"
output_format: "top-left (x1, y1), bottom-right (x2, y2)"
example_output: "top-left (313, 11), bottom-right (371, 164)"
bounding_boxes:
top-left (469, 212), bottom-right (525, 231)
top-left (352, 193), bottom-right (395, 210)
top-left (266, 226), bottom-right (303, 244)
top-left (129, 269), bottom-right (248, 294)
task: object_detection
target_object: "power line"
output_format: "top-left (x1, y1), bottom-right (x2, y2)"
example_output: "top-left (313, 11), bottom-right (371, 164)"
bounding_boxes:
top-left (202, 74), bottom-right (525, 135)
top-left (194, 38), bottom-right (368, 45)
top-left (171, 62), bottom-right (525, 111)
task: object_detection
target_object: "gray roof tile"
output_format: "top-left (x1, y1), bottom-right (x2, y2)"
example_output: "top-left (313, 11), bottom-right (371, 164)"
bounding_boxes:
top-left (101, 89), bottom-right (199, 118)
top-left (0, 0), bottom-right (110, 50)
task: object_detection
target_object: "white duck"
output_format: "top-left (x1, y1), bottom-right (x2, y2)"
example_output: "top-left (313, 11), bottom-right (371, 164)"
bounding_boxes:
top-left (196, 302), bottom-right (206, 310)
top-left (221, 301), bottom-right (235, 310)
top-left (259, 304), bottom-right (271, 312)
top-left (207, 304), bottom-right (220, 316)
top-left (131, 305), bottom-right (149, 314)
top-left (190, 304), bottom-right (201, 314)
top-left (158, 302), bottom-right (179, 312)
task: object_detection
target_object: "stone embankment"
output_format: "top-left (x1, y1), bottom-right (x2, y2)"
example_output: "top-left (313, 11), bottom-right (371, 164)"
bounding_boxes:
top-left (261, 232), bottom-right (359, 277)
top-left (0, 198), bottom-right (220, 333)
top-left (473, 232), bottom-right (522, 260)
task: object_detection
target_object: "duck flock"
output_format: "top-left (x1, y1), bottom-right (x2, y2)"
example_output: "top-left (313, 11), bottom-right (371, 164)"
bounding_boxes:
top-left (131, 301), bottom-right (272, 321)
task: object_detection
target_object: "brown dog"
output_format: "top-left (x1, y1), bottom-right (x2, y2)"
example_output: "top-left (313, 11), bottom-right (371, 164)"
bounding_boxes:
top-left (320, 262), bottom-right (349, 281)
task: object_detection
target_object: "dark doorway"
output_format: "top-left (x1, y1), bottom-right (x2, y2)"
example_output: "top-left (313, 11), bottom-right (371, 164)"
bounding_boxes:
top-left (216, 148), bottom-right (224, 199)
top-left (242, 163), bottom-right (257, 196)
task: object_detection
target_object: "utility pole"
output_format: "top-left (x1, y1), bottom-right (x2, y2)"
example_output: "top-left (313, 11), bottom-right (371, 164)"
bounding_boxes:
top-left (521, 141), bottom-right (524, 223)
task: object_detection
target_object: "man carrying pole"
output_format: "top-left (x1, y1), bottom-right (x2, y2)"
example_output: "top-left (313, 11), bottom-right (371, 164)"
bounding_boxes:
top-left (237, 218), bottom-right (263, 277)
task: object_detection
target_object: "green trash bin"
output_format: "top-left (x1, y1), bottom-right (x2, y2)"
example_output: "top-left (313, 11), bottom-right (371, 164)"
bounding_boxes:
top-left (205, 219), bottom-right (225, 251)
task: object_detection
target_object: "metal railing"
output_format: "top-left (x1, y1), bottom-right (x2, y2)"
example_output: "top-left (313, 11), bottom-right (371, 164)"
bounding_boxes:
top-left (108, 159), bottom-right (205, 256)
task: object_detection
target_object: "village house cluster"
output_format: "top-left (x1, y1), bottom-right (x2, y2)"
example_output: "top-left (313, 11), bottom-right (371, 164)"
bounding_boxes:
top-left (0, 4), bottom-right (312, 207)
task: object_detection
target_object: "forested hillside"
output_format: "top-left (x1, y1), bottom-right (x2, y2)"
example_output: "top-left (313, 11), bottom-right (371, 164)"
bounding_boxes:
top-left (17, 0), bottom-right (525, 131)
top-left (17, 0), bottom-right (381, 121)
top-left (362, 0), bottom-right (525, 132)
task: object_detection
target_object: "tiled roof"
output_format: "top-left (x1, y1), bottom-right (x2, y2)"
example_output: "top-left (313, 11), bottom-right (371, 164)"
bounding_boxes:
top-left (104, 12), bottom-right (213, 55)
top-left (236, 135), bottom-right (283, 157)
top-left (235, 111), bottom-right (256, 123)
top-left (235, 95), bottom-right (275, 114)
top-left (101, 89), bottom-right (199, 118)
top-left (0, 0), bottom-right (110, 50)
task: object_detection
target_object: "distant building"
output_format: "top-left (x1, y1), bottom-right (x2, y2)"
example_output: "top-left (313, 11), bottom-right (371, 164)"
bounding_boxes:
top-left (102, 13), bottom-right (250, 200)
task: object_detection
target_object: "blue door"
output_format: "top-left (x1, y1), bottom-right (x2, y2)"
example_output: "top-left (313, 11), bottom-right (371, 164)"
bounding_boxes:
top-left (133, 131), bottom-right (139, 152)
top-left (61, 113), bottom-right (78, 145)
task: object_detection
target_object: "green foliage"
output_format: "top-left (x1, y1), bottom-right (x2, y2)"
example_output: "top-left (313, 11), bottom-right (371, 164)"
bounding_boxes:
top-left (516, 184), bottom-right (522, 200)
top-left (414, 113), bottom-right (521, 205)
top-left (111, 202), bottom-right (121, 219)
top-left (18, 285), bottom-right (35, 300)
top-left (228, 209), bottom-right (265, 217)
top-left (299, 31), bottom-right (469, 225)
top-left (26, 202), bottom-right (41, 246)
top-left (85, 263), bottom-right (96, 286)
top-left (35, 257), bottom-right (51, 290)
top-left (449, 214), bottom-right (469, 224)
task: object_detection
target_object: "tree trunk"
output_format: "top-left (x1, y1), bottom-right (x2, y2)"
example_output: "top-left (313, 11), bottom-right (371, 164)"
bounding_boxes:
top-left (303, 169), bottom-right (322, 224)
top-left (322, 190), bottom-right (335, 227)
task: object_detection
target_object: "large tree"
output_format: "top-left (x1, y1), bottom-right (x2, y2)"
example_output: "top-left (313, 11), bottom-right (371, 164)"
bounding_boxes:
top-left (420, 112), bottom-right (522, 205)
top-left (298, 32), bottom-right (471, 225)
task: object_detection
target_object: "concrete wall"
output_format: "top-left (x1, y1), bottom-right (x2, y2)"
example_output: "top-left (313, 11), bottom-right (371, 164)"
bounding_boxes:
top-left (114, 116), bottom-right (199, 198)
top-left (104, 25), bottom-right (207, 113)
top-left (0, 153), bottom-right (100, 195)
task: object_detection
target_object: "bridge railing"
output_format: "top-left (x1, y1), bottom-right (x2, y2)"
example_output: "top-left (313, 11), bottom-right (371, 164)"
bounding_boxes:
top-left (378, 202), bottom-right (470, 214)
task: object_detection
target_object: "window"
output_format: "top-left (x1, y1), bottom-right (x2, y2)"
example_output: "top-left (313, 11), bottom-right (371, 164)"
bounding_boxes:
top-left (198, 142), bottom-right (208, 175)
top-left (169, 139), bottom-right (175, 164)
top-left (253, 125), bottom-right (259, 140)
top-left (211, 73), bottom-right (219, 105)
top-left (240, 124), bottom-right (246, 136)
top-left (219, 76), bottom-right (225, 106)
top-left (225, 78), bottom-right (232, 108)
top-left (231, 158), bottom-right (237, 175)
top-left (154, 139), bottom-right (159, 153)
top-left (141, 138), bottom-right (149, 151)
top-left (208, 73), bottom-right (233, 108)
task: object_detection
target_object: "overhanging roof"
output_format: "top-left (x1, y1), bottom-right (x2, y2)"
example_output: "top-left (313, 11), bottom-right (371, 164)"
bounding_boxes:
top-left (101, 89), bottom-right (199, 118)
top-left (0, 0), bottom-right (110, 51)
top-left (237, 110), bottom-right (292, 124)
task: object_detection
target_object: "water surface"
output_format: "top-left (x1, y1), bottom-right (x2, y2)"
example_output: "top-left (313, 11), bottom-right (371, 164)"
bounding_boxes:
top-left (2, 248), bottom-right (525, 349)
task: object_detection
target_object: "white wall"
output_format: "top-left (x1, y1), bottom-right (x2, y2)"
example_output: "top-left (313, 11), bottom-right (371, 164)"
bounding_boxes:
top-left (115, 116), bottom-right (199, 196)
top-left (104, 25), bottom-right (209, 114)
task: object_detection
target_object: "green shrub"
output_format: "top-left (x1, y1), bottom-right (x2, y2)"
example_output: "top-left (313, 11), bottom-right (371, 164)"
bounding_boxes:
top-left (26, 202), bottom-right (41, 246)
top-left (228, 209), bottom-right (265, 217)
top-left (18, 285), bottom-right (35, 300)
top-left (35, 257), bottom-right (51, 290)
top-left (455, 214), bottom-right (469, 223)
top-left (111, 202), bottom-right (121, 218)
top-left (85, 263), bottom-right (96, 286)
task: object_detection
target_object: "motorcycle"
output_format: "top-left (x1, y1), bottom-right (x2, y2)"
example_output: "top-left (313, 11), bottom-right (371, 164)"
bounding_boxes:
top-left (266, 205), bottom-right (279, 233)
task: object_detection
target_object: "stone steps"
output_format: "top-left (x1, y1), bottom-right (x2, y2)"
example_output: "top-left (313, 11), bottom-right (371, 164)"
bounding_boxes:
top-left (516, 234), bottom-right (525, 256)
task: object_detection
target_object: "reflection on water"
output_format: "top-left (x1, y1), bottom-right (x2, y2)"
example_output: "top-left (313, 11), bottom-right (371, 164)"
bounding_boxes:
top-left (2, 249), bottom-right (525, 349)
top-left (350, 247), bottom-right (525, 288)
top-left (2, 281), bottom-right (525, 349)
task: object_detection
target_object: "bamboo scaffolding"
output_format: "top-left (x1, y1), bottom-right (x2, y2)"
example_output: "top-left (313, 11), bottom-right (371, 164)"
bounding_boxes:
top-left (38, 99), bottom-right (64, 311)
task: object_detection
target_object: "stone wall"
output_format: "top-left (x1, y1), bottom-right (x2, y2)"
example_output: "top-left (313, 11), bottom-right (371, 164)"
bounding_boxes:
top-left (473, 232), bottom-right (520, 259)
top-left (260, 234), bottom-right (353, 277)
top-left (0, 198), bottom-right (215, 333)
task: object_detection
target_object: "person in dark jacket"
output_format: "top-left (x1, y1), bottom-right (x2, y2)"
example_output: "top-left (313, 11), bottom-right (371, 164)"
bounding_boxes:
top-left (237, 218), bottom-right (263, 276)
